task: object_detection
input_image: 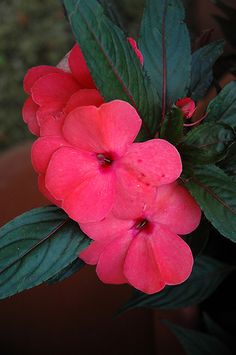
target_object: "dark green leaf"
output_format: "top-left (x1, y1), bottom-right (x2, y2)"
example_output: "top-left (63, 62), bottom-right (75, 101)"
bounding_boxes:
top-left (0, 206), bottom-right (90, 299)
top-left (218, 143), bottom-right (236, 180)
top-left (48, 258), bottom-right (85, 284)
top-left (160, 107), bottom-right (184, 145)
top-left (206, 82), bottom-right (236, 128)
top-left (190, 40), bottom-right (224, 101)
top-left (180, 122), bottom-right (235, 164)
top-left (183, 218), bottom-right (210, 257)
top-left (119, 256), bottom-right (233, 312)
top-left (97, 0), bottom-right (125, 30)
top-left (139, 0), bottom-right (191, 119)
top-left (164, 321), bottom-right (232, 355)
top-left (184, 165), bottom-right (236, 241)
top-left (63, 0), bottom-right (160, 140)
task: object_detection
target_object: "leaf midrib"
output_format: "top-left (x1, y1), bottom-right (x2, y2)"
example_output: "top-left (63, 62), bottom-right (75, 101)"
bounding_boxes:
top-left (0, 219), bottom-right (69, 276)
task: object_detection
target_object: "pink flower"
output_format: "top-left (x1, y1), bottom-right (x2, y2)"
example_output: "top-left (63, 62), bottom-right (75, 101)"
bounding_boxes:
top-left (80, 182), bottom-right (201, 294)
top-left (22, 39), bottom-right (142, 136)
top-left (22, 45), bottom-right (104, 136)
top-left (176, 97), bottom-right (196, 118)
top-left (32, 100), bottom-right (182, 223)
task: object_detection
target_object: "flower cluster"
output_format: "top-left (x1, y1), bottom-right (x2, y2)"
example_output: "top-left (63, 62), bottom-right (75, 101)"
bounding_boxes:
top-left (23, 40), bottom-right (201, 294)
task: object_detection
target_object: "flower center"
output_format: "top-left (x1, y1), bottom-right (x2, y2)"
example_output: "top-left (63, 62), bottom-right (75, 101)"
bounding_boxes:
top-left (135, 219), bottom-right (149, 230)
top-left (97, 153), bottom-right (113, 167)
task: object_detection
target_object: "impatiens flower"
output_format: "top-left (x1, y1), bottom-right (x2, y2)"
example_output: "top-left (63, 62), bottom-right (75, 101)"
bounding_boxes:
top-left (22, 38), bottom-right (142, 136)
top-left (176, 97), bottom-right (196, 118)
top-left (22, 50), bottom-right (104, 136)
top-left (32, 100), bottom-right (182, 223)
top-left (80, 182), bottom-right (201, 294)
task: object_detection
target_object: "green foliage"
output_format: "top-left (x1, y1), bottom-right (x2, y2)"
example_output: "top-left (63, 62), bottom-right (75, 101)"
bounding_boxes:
top-left (139, 0), bottom-right (191, 114)
top-left (219, 143), bottom-right (236, 180)
top-left (164, 320), bottom-right (232, 355)
top-left (118, 256), bottom-right (233, 312)
top-left (160, 107), bottom-right (184, 145)
top-left (0, 206), bottom-right (90, 299)
top-left (180, 122), bottom-right (235, 164)
top-left (63, 0), bottom-right (160, 140)
top-left (184, 165), bottom-right (236, 241)
top-left (190, 41), bottom-right (224, 101)
top-left (48, 258), bottom-right (85, 284)
top-left (183, 218), bottom-right (210, 257)
top-left (206, 82), bottom-right (236, 128)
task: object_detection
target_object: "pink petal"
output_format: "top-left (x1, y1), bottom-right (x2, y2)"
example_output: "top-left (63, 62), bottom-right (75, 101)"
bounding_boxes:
top-left (68, 44), bottom-right (96, 89)
top-left (124, 234), bottom-right (165, 294)
top-left (112, 164), bottom-right (157, 219)
top-left (63, 106), bottom-right (105, 152)
top-left (151, 182), bottom-right (201, 235)
top-left (80, 212), bottom-right (133, 242)
top-left (38, 174), bottom-right (61, 207)
top-left (80, 241), bottom-right (107, 265)
top-left (36, 103), bottom-right (65, 137)
top-left (31, 136), bottom-right (68, 174)
top-left (23, 65), bottom-right (62, 94)
top-left (148, 224), bottom-right (193, 285)
top-left (36, 102), bottom-right (64, 126)
top-left (39, 113), bottom-right (65, 137)
top-left (45, 147), bottom-right (97, 198)
top-left (96, 233), bottom-right (133, 284)
top-left (176, 97), bottom-right (196, 118)
top-left (99, 100), bottom-right (142, 156)
top-left (31, 72), bottom-right (80, 107)
top-left (121, 139), bottom-right (182, 187)
top-left (128, 37), bottom-right (144, 65)
top-left (22, 97), bottom-right (40, 136)
top-left (62, 173), bottom-right (115, 223)
top-left (63, 100), bottom-right (141, 155)
top-left (45, 147), bottom-right (115, 223)
top-left (64, 89), bottom-right (104, 114)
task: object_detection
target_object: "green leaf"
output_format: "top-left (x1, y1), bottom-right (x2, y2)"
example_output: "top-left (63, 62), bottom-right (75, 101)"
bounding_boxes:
top-left (180, 122), bottom-right (235, 164)
top-left (164, 321), bottom-right (232, 355)
top-left (206, 82), bottom-right (236, 128)
top-left (218, 143), bottom-right (236, 180)
top-left (139, 0), bottom-right (191, 119)
top-left (97, 0), bottom-right (125, 30)
top-left (190, 40), bottom-right (224, 101)
top-left (63, 0), bottom-right (160, 140)
top-left (184, 165), bottom-right (236, 241)
top-left (183, 218), bottom-right (210, 257)
top-left (160, 107), bottom-right (184, 145)
top-left (0, 206), bottom-right (90, 300)
top-left (48, 258), bottom-right (85, 284)
top-left (119, 256), bottom-right (233, 312)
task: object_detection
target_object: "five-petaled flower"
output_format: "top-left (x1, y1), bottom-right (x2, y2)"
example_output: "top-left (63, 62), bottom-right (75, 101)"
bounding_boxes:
top-left (80, 181), bottom-right (201, 294)
top-left (32, 100), bottom-right (182, 223)
top-left (176, 97), bottom-right (196, 118)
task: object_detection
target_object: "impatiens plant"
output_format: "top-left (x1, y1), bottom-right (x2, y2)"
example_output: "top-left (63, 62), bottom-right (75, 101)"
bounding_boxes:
top-left (1, 0), bottom-right (236, 353)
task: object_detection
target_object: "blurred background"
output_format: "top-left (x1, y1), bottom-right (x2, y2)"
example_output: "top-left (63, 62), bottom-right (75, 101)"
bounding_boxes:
top-left (0, 0), bottom-right (235, 354)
